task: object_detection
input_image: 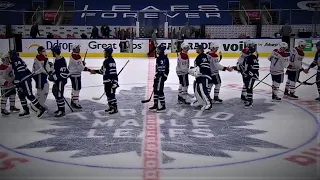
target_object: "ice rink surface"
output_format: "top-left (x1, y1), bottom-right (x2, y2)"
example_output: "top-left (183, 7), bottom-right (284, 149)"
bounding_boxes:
top-left (0, 56), bottom-right (319, 180)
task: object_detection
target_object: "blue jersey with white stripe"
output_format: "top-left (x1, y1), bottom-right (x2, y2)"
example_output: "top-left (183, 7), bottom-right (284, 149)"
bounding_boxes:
top-left (97, 57), bottom-right (118, 83)
top-left (10, 57), bottom-right (32, 81)
top-left (194, 53), bottom-right (212, 79)
top-left (52, 57), bottom-right (69, 81)
top-left (243, 54), bottom-right (259, 78)
top-left (156, 54), bottom-right (169, 78)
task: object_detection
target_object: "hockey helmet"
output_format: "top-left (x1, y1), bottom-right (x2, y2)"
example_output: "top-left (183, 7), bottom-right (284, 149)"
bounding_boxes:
top-left (1, 52), bottom-right (10, 64)
top-left (156, 45), bottom-right (166, 54)
top-left (209, 42), bottom-right (219, 50)
top-left (104, 46), bottom-right (113, 55)
top-left (279, 42), bottom-right (288, 51)
top-left (51, 45), bottom-right (61, 55)
top-left (72, 43), bottom-right (81, 53)
top-left (37, 46), bottom-right (45, 54)
top-left (247, 46), bottom-right (256, 54)
top-left (245, 40), bottom-right (255, 47)
top-left (8, 50), bottom-right (19, 58)
top-left (181, 43), bottom-right (190, 51)
top-left (298, 40), bottom-right (307, 49)
top-left (316, 41), bottom-right (320, 48)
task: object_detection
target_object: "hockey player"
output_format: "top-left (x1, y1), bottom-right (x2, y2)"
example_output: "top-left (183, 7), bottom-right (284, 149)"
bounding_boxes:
top-left (8, 50), bottom-right (46, 118)
top-left (176, 43), bottom-right (190, 104)
top-left (242, 46), bottom-right (259, 108)
top-left (193, 45), bottom-right (212, 110)
top-left (234, 40), bottom-right (257, 101)
top-left (207, 43), bottom-right (233, 103)
top-left (49, 46), bottom-right (69, 117)
top-left (90, 47), bottom-right (119, 114)
top-left (268, 42), bottom-right (289, 101)
top-left (149, 45), bottom-right (169, 112)
top-left (32, 46), bottom-right (51, 110)
top-left (284, 40), bottom-right (308, 99)
top-left (0, 53), bottom-right (20, 116)
top-left (306, 41), bottom-right (320, 101)
top-left (68, 44), bottom-right (87, 109)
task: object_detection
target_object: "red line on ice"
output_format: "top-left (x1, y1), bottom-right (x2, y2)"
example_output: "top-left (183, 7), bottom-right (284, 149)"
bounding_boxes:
top-left (143, 58), bottom-right (160, 180)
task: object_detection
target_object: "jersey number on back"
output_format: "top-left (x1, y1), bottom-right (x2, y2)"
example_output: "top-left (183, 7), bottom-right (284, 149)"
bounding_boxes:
top-left (272, 57), bottom-right (279, 66)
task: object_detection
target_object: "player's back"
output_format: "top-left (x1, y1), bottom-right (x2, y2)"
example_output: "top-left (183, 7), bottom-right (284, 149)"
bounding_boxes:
top-left (269, 49), bottom-right (289, 75)
top-left (288, 47), bottom-right (304, 71)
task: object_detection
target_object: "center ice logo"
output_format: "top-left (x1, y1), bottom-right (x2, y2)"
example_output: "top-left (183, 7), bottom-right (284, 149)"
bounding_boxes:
top-left (16, 87), bottom-right (287, 164)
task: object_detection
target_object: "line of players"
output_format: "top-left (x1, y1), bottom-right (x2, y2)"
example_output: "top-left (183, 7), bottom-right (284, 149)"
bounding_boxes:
top-left (0, 44), bottom-right (119, 117)
top-left (149, 39), bottom-right (320, 112)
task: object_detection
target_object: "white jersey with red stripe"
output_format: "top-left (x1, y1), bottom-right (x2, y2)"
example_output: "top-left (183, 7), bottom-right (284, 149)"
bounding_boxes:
top-left (207, 51), bottom-right (224, 75)
top-left (176, 52), bottom-right (190, 75)
top-left (288, 47), bottom-right (305, 71)
top-left (0, 64), bottom-right (14, 89)
top-left (68, 53), bottom-right (84, 77)
top-left (268, 49), bottom-right (289, 75)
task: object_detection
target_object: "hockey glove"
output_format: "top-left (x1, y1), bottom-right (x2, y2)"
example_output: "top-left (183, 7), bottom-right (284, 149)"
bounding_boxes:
top-left (82, 61), bottom-right (86, 66)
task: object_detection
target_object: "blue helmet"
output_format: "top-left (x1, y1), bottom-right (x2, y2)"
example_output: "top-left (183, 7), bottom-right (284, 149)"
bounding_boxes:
top-left (196, 44), bottom-right (204, 50)
top-left (104, 46), bottom-right (113, 55)
top-left (8, 50), bottom-right (19, 58)
top-left (316, 41), bottom-right (320, 48)
top-left (51, 45), bottom-right (61, 55)
top-left (247, 46), bottom-right (256, 54)
top-left (157, 45), bottom-right (166, 53)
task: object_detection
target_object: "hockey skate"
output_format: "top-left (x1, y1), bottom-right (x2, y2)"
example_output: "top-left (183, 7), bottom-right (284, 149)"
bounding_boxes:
top-left (213, 96), bottom-right (223, 104)
top-left (245, 101), bottom-right (253, 108)
top-left (178, 95), bottom-right (191, 105)
top-left (149, 104), bottom-right (158, 112)
top-left (55, 110), bottom-right (66, 118)
top-left (37, 107), bottom-right (47, 118)
top-left (19, 110), bottom-right (30, 118)
top-left (108, 105), bottom-right (118, 114)
top-left (157, 105), bottom-right (166, 113)
top-left (283, 89), bottom-right (290, 98)
top-left (289, 92), bottom-right (299, 100)
top-left (201, 103), bottom-right (212, 111)
top-left (1, 109), bottom-right (10, 116)
top-left (272, 94), bottom-right (281, 102)
top-left (10, 106), bottom-right (20, 113)
top-left (71, 101), bottom-right (82, 109)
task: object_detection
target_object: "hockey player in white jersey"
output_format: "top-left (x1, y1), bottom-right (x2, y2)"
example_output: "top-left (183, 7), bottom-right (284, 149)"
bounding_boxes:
top-left (207, 43), bottom-right (233, 103)
top-left (176, 43), bottom-right (191, 104)
top-left (68, 44), bottom-right (87, 109)
top-left (268, 42), bottom-right (289, 101)
top-left (32, 46), bottom-right (52, 111)
top-left (284, 40), bottom-right (308, 99)
top-left (0, 53), bottom-right (20, 116)
top-left (233, 40), bottom-right (256, 101)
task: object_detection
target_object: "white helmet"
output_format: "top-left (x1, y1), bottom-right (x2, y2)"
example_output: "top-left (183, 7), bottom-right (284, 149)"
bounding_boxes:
top-left (72, 43), bottom-right (81, 50)
top-left (1, 52), bottom-right (10, 64)
top-left (209, 42), bottom-right (219, 50)
top-left (246, 40), bottom-right (255, 47)
top-left (298, 40), bottom-right (307, 49)
top-left (279, 42), bottom-right (288, 50)
top-left (181, 43), bottom-right (190, 50)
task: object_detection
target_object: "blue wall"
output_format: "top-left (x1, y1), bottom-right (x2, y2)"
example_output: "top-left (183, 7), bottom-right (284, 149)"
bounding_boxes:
top-left (72, 0), bottom-right (232, 26)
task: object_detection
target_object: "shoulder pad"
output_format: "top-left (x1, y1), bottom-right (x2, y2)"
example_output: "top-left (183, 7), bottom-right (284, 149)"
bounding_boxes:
top-left (242, 48), bottom-right (249, 54)
top-left (0, 64), bottom-right (8, 70)
top-left (71, 53), bottom-right (82, 60)
top-left (295, 47), bottom-right (305, 56)
top-left (274, 49), bottom-right (288, 57)
top-left (207, 52), bottom-right (218, 58)
top-left (180, 52), bottom-right (189, 60)
top-left (36, 54), bottom-right (47, 61)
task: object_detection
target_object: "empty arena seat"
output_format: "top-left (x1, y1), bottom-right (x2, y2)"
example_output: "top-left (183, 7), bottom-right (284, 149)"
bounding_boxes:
top-left (72, 0), bottom-right (232, 26)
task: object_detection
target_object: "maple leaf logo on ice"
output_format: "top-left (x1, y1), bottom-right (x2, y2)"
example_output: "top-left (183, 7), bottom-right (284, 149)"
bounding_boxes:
top-left (16, 87), bottom-right (287, 164)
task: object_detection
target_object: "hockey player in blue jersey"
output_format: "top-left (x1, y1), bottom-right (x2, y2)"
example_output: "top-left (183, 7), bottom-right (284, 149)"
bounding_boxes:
top-left (149, 45), bottom-right (170, 112)
top-left (242, 46), bottom-right (260, 108)
top-left (49, 46), bottom-right (69, 117)
top-left (8, 50), bottom-right (46, 118)
top-left (90, 47), bottom-right (119, 114)
top-left (306, 41), bottom-right (320, 102)
top-left (190, 45), bottom-right (212, 111)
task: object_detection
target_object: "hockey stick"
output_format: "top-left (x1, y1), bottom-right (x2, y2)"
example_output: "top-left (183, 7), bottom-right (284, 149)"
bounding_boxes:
top-left (0, 68), bottom-right (42, 98)
top-left (253, 78), bottom-right (284, 92)
top-left (92, 60), bottom-right (130, 100)
top-left (295, 73), bottom-right (317, 89)
top-left (141, 91), bottom-right (154, 103)
top-left (83, 49), bottom-right (88, 62)
top-left (253, 73), bottom-right (270, 89)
